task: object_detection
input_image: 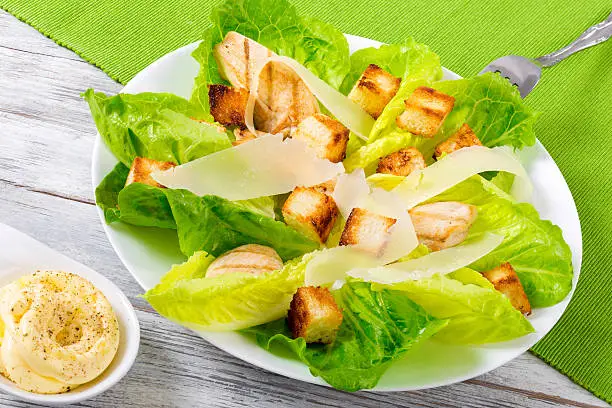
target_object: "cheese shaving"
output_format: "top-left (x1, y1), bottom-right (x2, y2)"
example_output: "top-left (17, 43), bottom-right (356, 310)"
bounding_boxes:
top-left (152, 134), bottom-right (344, 200)
top-left (393, 146), bottom-right (532, 208)
top-left (348, 233), bottom-right (504, 284)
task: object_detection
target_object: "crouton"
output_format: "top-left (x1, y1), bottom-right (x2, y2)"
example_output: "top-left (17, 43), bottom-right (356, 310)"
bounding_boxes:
top-left (339, 208), bottom-right (397, 255)
top-left (376, 147), bottom-right (426, 176)
top-left (311, 179), bottom-right (337, 196)
top-left (292, 114), bottom-right (349, 163)
top-left (232, 128), bottom-right (267, 146)
top-left (208, 84), bottom-right (249, 128)
top-left (348, 64), bottom-right (401, 119)
top-left (288, 286), bottom-right (343, 344)
top-left (125, 157), bottom-right (175, 188)
top-left (483, 262), bottom-right (532, 315)
top-left (396, 86), bottom-right (455, 137)
top-left (434, 123), bottom-right (483, 159)
top-left (409, 202), bottom-right (477, 251)
top-left (282, 187), bottom-right (339, 243)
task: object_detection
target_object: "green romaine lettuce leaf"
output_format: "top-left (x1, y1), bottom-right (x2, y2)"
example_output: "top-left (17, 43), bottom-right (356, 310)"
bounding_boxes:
top-left (164, 190), bottom-right (318, 260)
top-left (84, 89), bottom-right (231, 166)
top-left (144, 252), bottom-right (311, 331)
top-left (346, 73), bottom-right (538, 173)
top-left (340, 38), bottom-right (443, 94)
top-left (381, 269), bottom-right (534, 344)
top-left (154, 251), bottom-right (215, 291)
top-left (191, 0), bottom-right (350, 111)
top-left (234, 196), bottom-right (276, 219)
top-left (190, 30), bottom-right (220, 115)
top-left (368, 173), bottom-right (573, 307)
top-left (118, 183), bottom-right (176, 229)
top-left (245, 281), bottom-right (447, 391)
top-left (490, 171), bottom-right (516, 193)
top-left (94, 163), bottom-right (176, 228)
top-left (431, 175), bottom-right (573, 307)
top-left (95, 162), bottom-right (129, 223)
top-left (434, 73), bottom-right (538, 150)
top-left (95, 174), bottom-right (314, 260)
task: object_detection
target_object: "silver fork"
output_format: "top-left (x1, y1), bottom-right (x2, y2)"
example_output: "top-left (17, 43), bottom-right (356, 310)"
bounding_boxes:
top-left (480, 11), bottom-right (612, 98)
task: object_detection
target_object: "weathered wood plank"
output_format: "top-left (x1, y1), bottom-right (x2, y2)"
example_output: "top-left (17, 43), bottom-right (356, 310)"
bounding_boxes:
top-left (0, 9), bottom-right (607, 408)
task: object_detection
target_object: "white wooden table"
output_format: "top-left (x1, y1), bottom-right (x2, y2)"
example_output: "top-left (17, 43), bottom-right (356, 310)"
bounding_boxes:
top-left (0, 10), bottom-right (607, 408)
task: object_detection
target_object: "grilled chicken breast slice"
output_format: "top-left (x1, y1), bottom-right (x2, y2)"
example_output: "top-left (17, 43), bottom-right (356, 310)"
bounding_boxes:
top-left (213, 31), bottom-right (319, 134)
top-left (409, 202), bottom-right (477, 251)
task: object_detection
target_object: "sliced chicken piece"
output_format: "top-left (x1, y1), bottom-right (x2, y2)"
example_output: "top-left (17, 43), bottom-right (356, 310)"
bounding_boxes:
top-left (205, 244), bottom-right (283, 278)
top-left (213, 31), bottom-right (272, 89)
top-left (408, 202), bottom-right (477, 251)
top-left (214, 31), bottom-right (319, 134)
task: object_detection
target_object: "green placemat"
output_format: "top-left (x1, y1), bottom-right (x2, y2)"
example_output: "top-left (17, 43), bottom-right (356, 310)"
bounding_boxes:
top-left (2, 0), bottom-right (611, 402)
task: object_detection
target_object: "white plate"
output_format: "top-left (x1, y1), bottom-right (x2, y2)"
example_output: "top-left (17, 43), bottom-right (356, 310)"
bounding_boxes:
top-left (0, 224), bottom-right (140, 405)
top-left (91, 35), bottom-right (582, 391)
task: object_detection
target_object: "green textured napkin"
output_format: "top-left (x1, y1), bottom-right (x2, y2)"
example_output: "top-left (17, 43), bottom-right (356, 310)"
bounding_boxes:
top-left (2, 0), bottom-right (610, 401)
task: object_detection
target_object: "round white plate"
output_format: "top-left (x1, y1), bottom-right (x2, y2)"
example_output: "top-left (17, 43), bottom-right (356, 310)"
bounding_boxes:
top-left (91, 35), bottom-right (582, 391)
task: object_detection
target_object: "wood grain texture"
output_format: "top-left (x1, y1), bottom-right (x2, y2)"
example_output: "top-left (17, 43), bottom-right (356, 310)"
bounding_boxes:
top-left (0, 9), bottom-right (607, 408)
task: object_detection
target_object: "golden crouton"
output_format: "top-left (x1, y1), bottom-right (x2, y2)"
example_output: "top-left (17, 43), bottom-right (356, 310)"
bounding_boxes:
top-left (348, 64), bottom-right (401, 119)
top-left (288, 286), bottom-right (343, 344)
top-left (282, 187), bottom-right (339, 243)
top-left (339, 208), bottom-right (397, 256)
top-left (396, 86), bottom-right (455, 137)
top-left (125, 157), bottom-right (175, 188)
top-left (376, 147), bottom-right (426, 176)
top-left (208, 84), bottom-right (249, 128)
top-left (408, 202), bottom-right (477, 251)
top-left (311, 179), bottom-right (337, 196)
top-left (292, 114), bottom-right (349, 163)
top-left (483, 262), bottom-right (532, 315)
top-left (232, 128), bottom-right (268, 146)
top-left (434, 123), bottom-right (483, 159)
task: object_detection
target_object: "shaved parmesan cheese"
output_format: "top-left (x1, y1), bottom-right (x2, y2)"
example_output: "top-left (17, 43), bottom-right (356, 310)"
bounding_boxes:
top-left (331, 169), bottom-right (419, 264)
top-left (304, 246), bottom-right (381, 287)
top-left (331, 170), bottom-right (370, 219)
top-left (246, 56), bottom-right (375, 140)
top-left (348, 233), bottom-right (504, 284)
top-left (152, 134), bottom-right (344, 200)
top-left (379, 216), bottom-right (419, 264)
top-left (393, 146), bottom-right (532, 208)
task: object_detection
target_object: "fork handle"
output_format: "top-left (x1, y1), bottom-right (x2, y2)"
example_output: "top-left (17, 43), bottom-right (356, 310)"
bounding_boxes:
top-left (535, 11), bottom-right (612, 67)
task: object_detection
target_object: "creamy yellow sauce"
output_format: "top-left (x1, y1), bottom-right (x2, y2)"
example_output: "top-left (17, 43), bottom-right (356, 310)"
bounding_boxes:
top-left (0, 271), bottom-right (120, 394)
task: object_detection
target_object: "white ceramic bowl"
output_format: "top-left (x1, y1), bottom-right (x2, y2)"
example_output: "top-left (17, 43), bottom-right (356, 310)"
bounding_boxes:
top-left (91, 34), bottom-right (581, 391)
top-left (0, 223), bottom-right (140, 405)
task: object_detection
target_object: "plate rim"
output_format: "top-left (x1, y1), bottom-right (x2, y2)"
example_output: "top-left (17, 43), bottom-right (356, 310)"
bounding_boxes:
top-left (91, 34), bottom-right (582, 392)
